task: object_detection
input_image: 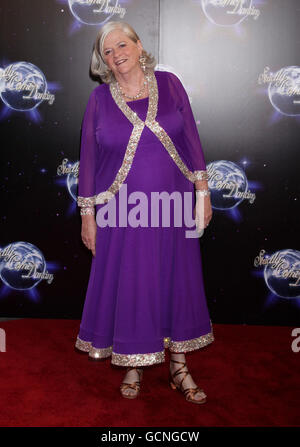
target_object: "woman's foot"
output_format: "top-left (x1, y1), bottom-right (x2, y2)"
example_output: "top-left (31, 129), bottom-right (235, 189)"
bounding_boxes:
top-left (120, 367), bottom-right (143, 399)
top-left (169, 353), bottom-right (207, 404)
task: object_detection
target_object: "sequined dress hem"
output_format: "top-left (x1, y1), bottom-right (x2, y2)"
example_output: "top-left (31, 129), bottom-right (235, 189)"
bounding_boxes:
top-left (75, 326), bottom-right (214, 367)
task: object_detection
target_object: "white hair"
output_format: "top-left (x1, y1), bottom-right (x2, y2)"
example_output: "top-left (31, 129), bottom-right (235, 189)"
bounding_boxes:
top-left (90, 21), bottom-right (156, 84)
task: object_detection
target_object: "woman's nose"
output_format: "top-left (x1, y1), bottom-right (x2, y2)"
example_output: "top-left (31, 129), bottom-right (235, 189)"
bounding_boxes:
top-left (114, 49), bottom-right (123, 59)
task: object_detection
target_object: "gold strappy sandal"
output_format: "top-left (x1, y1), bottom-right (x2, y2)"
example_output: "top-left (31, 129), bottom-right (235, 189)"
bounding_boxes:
top-left (169, 358), bottom-right (207, 404)
top-left (120, 367), bottom-right (143, 399)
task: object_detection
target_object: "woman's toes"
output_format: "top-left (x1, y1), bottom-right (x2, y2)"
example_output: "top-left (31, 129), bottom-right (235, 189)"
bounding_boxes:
top-left (195, 390), bottom-right (206, 401)
top-left (122, 387), bottom-right (132, 396)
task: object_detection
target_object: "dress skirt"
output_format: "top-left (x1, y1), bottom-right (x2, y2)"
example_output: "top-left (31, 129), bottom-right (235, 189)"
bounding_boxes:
top-left (75, 96), bottom-right (214, 367)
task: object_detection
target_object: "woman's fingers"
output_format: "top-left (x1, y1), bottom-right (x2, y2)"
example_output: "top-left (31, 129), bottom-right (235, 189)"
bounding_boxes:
top-left (81, 219), bottom-right (97, 255)
top-left (195, 197), bottom-right (213, 230)
top-left (82, 238), bottom-right (96, 256)
top-left (91, 244), bottom-right (96, 257)
top-left (90, 236), bottom-right (96, 256)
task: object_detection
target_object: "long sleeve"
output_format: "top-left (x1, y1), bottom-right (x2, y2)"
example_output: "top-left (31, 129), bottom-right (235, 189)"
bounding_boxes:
top-left (77, 88), bottom-right (99, 209)
top-left (168, 71), bottom-right (208, 182)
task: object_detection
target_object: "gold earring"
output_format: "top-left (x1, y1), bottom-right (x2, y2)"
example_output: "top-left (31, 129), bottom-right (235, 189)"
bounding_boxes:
top-left (139, 54), bottom-right (146, 72)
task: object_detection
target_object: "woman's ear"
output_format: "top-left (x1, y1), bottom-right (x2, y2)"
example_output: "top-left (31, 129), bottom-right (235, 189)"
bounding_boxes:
top-left (137, 39), bottom-right (143, 52)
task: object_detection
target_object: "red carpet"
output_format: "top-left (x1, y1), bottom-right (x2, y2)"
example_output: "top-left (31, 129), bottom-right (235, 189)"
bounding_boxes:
top-left (0, 319), bottom-right (298, 427)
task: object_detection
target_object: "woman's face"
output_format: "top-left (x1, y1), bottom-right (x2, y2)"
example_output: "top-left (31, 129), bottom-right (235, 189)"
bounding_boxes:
top-left (102, 29), bottom-right (143, 79)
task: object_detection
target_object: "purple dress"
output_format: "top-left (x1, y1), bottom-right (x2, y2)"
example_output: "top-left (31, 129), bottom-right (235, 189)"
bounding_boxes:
top-left (75, 69), bottom-right (214, 367)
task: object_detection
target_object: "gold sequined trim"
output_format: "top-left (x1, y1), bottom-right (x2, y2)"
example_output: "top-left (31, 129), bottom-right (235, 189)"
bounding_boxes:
top-left (194, 170), bottom-right (208, 181)
top-left (89, 346), bottom-right (113, 359)
top-left (111, 350), bottom-right (165, 367)
top-left (75, 336), bottom-right (112, 359)
top-left (75, 336), bottom-right (92, 352)
top-left (77, 196), bottom-right (96, 207)
top-left (75, 326), bottom-right (214, 366)
top-left (80, 207), bottom-right (95, 216)
top-left (167, 331), bottom-right (214, 353)
top-left (94, 69), bottom-right (203, 205)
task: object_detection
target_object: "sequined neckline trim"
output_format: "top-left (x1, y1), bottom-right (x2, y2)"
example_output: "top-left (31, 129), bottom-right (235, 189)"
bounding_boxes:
top-left (109, 68), bottom-right (157, 124)
top-left (126, 96), bottom-right (149, 104)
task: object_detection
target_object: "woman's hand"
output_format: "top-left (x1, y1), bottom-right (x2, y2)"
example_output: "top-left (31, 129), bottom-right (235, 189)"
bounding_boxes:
top-left (193, 194), bottom-right (213, 232)
top-left (81, 214), bottom-right (97, 256)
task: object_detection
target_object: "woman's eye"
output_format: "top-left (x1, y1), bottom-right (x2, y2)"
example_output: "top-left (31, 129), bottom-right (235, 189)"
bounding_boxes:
top-left (104, 43), bottom-right (125, 55)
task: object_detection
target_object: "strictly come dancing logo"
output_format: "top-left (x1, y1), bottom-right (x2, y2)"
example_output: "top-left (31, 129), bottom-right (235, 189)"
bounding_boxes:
top-left (254, 249), bottom-right (300, 300)
top-left (57, 158), bottom-right (79, 204)
top-left (258, 66), bottom-right (300, 117)
top-left (60, 0), bottom-right (127, 26)
top-left (207, 160), bottom-right (256, 211)
top-left (0, 62), bottom-right (55, 111)
top-left (201, 0), bottom-right (261, 26)
top-left (0, 242), bottom-right (57, 302)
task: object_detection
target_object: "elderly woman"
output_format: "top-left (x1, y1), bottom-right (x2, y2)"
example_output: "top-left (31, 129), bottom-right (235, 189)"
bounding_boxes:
top-left (75, 21), bottom-right (214, 404)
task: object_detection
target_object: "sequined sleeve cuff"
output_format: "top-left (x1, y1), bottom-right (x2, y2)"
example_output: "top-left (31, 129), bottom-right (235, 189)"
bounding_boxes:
top-left (80, 207), bottom-right (95, 216)
top-left (77, 196), bottom-right (96, 207)
top-left (193, 170), bottom-right (208, 181)
top-left (77, 196), bottom-right (96, 215)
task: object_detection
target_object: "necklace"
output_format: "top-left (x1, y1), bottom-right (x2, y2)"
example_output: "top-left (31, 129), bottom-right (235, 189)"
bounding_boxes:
top-left (117, 76), bottom-right (148, 100)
